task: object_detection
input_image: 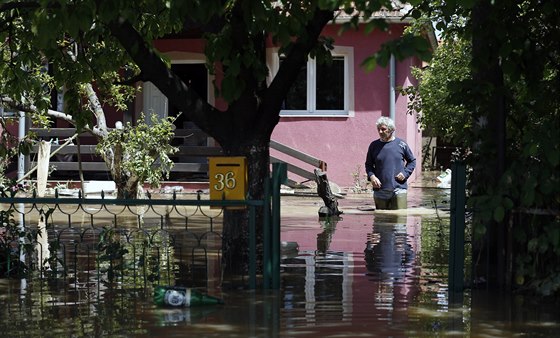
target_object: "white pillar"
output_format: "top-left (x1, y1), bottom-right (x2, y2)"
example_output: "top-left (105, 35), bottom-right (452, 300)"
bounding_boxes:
top-left (389, 54), bottom-right (396, 122)
top-left (18, 111), bottom-right (25, 180)
top-left (36, 140), bottom-right (51, 197)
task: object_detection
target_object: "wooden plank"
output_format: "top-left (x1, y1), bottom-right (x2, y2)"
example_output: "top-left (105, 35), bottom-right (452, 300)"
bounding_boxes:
top-left (270, 156), bottom-right (315, 181)
top-left (176, 146), bottom-right (223, 156)
top-left (173, 129), bottom-right (211, 139)
top-left (31, 145), bottom-right (223, 156)
top-left (29, 128), bottom-right (87, 138)
top-left (40, 145), bottom-right (98, 154)
top-left (32, 162), bottom-right (109, 171)
top-left (171, 163), bottom-right (209, 172)
top-left (270, 140), bottom-right (326, 170)
top-left (27, 129), bottom-right (329, 183)
top-left (30, 127), bottom-right (210, 140)
top-left (31, 161), bottom-right (209, 173)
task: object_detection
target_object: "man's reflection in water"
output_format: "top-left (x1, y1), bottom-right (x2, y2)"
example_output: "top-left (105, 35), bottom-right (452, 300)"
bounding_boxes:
top-left (364, 214), bottom-right (415, 283)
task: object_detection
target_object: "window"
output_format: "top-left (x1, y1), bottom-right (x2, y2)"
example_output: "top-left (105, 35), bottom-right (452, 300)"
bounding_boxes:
top-left (275, 46), bottom-right (354, 117)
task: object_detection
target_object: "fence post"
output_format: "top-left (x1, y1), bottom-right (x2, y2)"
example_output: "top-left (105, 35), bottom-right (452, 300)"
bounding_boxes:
top-left (271, 163), bottom-right (287, 289)
top-left (448, 161), bottom-right (466, 304)
top-left (263, 174), bottom-right (272, 289)
top-left (249, 205), bottom-right (257, 289)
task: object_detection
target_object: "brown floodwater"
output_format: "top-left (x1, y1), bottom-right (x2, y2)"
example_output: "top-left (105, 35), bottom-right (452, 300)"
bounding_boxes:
top-left (0, 185), bottom-right (559, 337)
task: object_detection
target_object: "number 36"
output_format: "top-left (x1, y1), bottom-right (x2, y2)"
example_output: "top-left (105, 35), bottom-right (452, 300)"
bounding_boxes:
top-left (213, 171), bottom-right (236, 191)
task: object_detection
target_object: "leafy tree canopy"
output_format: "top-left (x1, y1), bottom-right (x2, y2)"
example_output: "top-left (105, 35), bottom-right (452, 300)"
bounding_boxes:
top-left (409, 0), bottom-right (560, 295)
top-left (0, 1), bottom-right (431, 138)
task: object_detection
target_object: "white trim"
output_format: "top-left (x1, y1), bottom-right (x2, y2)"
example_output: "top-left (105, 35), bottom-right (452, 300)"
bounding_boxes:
top-left (269, 46), bottom-right (355, 118)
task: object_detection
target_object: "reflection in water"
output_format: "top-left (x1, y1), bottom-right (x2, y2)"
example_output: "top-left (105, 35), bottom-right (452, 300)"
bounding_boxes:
top-left (316, 215), bottom-right (340, 254)
top-left (364, 215), bottom-right (417, 315)
top-left (276, 189), bottom-right (560, 337)
top-left (1, 188), bottom-right (560, 337)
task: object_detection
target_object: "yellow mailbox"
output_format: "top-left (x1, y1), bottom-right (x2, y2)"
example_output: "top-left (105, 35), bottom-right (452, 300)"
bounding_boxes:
top-left (209, 157), bottom-right (247, 205)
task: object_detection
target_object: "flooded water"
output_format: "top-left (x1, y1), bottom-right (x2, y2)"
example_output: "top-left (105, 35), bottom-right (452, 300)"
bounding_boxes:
top-left (1, 185), bottom-right (559, 337)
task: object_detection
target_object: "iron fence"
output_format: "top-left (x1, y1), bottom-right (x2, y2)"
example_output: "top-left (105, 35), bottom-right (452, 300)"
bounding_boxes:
top-left (0, 193), bottom-right (269, 291)
top-left (1, 163), bottom-right (286, 294)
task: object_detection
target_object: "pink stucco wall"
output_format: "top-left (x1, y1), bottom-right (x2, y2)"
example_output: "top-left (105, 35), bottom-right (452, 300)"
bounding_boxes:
top-left (271, 24), bottom-right (422, 189)
top-left (155, 24), bottom-right (424, 190)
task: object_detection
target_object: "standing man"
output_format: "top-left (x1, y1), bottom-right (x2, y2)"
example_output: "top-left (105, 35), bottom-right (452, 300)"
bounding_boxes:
top-left (365, 117), bottom-right (416, 210)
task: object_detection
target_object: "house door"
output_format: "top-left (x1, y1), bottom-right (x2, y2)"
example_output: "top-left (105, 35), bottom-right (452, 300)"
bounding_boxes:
top-left (142, 63), bottom-right (211, 172)
top-left (142, 63), bottom-right (208, 129)
top-left (142, 82), bottom-right (168, 124)
top-left (169, 63), bottom-right (208, 130)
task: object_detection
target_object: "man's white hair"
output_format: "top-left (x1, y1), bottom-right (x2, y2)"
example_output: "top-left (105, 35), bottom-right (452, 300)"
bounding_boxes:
top-left (376, 116), bottom-right (395, 131)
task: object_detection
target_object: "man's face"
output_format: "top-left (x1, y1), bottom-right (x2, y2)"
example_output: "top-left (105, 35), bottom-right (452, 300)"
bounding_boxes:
top-left (377, 124), bottom-right (393, 141)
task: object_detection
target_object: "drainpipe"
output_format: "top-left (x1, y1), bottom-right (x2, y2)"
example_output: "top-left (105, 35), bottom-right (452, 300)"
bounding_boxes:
top-left (389, 54), bottom-right (396, 122)
top-left (18, 111), bottom-right (25, 180)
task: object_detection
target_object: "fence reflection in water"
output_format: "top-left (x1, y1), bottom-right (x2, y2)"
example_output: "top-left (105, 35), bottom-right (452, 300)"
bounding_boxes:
top-left (0, 194), bottom-right (263, 292)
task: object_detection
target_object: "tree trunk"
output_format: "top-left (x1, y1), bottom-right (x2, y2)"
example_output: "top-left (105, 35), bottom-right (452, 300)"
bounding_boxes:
top-left (470, 0), bottom-right (509, 290)
top-left (101, 142), bottom-right (140, 199)
top-left (221, 138), bottom-right (269, 288)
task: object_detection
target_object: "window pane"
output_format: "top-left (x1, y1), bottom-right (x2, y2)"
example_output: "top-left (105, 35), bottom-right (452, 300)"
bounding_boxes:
top-left (316, 56), bottom-right (344, 110)
top-left (281, 57), bottom-right (307, 110)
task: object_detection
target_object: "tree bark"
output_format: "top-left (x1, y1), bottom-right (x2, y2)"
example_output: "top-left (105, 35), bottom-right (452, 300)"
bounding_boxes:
top-left (221, 139), bottom-right (269, 287)
top-left (108, 7), bottom-right (334, 286)
top-left (470, 0), bottom-right (508, 290)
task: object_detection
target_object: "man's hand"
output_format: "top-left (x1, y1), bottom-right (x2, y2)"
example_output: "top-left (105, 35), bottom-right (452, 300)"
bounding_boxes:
top-left (370, 175), bottom-right (381, 189)
top-left (395, 172), bottom-right (405, 183)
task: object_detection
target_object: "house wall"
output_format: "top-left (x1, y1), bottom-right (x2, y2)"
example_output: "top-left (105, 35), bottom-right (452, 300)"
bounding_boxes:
top-left (154, 24), bottom-right (423, 190)
top-left (271, 24), bottom-right (422, 189)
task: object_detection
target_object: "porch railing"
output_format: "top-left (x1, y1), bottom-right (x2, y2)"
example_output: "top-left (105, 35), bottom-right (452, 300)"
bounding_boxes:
top-left (27, 128), bottom-right (326, 185)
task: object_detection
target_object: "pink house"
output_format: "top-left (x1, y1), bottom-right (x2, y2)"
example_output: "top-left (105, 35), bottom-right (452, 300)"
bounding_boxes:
top-left (270, 22), bottom-right (431, 189)
top-left (150, 13), bottom-right (435, 190)
top-left (6, 11), bottom-right (435, 191)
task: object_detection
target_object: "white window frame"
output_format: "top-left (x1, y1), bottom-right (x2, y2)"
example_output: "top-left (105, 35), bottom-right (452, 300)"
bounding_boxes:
top-left (269, 46), bottom-right (355, 117)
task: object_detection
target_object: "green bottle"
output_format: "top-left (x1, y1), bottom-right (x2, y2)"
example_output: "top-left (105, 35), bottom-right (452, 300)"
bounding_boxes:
top-left (153, 286), bottom-right (224, 307)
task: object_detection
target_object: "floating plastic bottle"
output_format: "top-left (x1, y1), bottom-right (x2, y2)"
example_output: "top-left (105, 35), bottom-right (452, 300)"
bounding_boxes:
top-left (153, 286), bottom-right (224, 307)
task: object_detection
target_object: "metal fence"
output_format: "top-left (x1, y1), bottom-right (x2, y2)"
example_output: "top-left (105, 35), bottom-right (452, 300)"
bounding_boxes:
top-left (0, 163), bottom-right (287, 291)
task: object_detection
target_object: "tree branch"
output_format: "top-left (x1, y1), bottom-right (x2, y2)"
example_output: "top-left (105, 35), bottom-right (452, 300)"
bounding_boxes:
top-left (261, 8), bottom-right (334, 132)
top-left (0, 96), bottom-right (104, 138)
top-left (107, 17), bottom-right (224, 136)
top-left (83, 83), bottom-right (108, 138)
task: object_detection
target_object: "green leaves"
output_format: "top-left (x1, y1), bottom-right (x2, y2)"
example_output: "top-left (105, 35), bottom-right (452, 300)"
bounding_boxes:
top-left (361, 33), bottom-right (433, 73)
top-left (96, 113), bottom-right (178, 192)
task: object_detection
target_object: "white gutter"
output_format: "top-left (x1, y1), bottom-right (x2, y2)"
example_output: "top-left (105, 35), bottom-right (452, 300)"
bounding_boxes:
top-left (389, 54), bottom-right (396, 121)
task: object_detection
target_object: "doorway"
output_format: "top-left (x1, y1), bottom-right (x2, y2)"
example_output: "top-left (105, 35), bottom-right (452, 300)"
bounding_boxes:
top-left (169, 63), bottom-right (208, 130)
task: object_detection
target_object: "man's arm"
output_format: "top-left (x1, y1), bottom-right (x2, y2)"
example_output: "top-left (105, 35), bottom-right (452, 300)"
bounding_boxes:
top-left (403, 145), bottom-right (416, 178)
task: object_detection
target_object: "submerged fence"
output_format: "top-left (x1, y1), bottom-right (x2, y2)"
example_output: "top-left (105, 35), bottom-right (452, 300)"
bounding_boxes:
top-left (0, 195), bottom-right (254, 290)
top-left (0, 164), bottom-right (287, 291)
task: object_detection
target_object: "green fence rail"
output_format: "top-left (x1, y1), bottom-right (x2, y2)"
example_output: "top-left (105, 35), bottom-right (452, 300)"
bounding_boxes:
top-left (0, 164), bottom-right (287, 291)
top-left (448, 161), bottom-right (467, 304)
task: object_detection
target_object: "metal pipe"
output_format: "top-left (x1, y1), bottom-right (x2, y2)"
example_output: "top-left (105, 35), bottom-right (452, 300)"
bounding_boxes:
top-left (18, 111), bottom-right (25, 180)
top-left (389, 54), bottom-right (396, 121)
